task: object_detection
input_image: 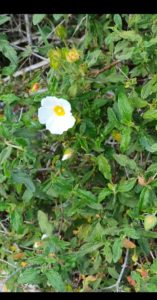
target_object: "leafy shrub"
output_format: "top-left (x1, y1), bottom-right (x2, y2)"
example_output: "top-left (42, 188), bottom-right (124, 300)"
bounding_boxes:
top-left (1, 14), bottom-right (157, 292)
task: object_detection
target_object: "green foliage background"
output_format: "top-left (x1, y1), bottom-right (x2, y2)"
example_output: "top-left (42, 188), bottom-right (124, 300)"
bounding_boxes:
top-left (1, 14), bottom-right (157, 292)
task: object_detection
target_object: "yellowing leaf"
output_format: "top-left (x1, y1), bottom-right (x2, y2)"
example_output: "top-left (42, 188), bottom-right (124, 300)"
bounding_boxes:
top-left (144, 215), bottom-right (157, 231)
top-left (123, 238), bottom-right (136, 249)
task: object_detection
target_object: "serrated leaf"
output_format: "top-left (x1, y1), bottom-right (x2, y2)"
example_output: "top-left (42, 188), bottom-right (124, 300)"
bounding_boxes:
top-left (18, 268), bottom-right (40, 284)
top-left (33, 14), bottom-right (46, 25)
top-left (37, 210), bottom-right (53, 236)
top-left (144, 215), bottom-right (157, 231)
top-left (97, 154), bottom-right (112, 181)
top-left (46, 270), bottom-right (65, 292)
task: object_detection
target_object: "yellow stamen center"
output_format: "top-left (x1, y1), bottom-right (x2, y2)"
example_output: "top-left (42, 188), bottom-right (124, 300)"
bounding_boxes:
top-left (53, 105), bottom-right (65, 116)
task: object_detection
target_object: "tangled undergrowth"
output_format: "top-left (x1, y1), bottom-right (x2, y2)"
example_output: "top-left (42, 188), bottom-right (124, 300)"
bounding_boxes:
top-left (1, 14), bottom-right (157, 292)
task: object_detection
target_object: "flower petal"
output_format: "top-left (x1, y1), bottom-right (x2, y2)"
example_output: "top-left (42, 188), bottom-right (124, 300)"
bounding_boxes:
top-left (46, 114), bottom-right (76, 135)
top-left (41, 96), bottom-right (58, 107)
top-left (38, 107), bottom-right (53, 124)
top-left (57, 98), bottom-right (71, 113)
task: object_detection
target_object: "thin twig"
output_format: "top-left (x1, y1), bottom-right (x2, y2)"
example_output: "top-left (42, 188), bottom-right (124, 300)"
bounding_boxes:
top-left (11, 34), bottom-right (40, 46)
top-left (18, 107), bottom-right (23, 122)
top-left (35, 167), bottom-right (52, 173)
top-left (90, 60), bottom-right (120, 77)
top-left (11, 44), bottom-right (48, 61)
top-left (0, 221), bottom-right (8, 233)
top-left (29, 88), bottom-right (48, 95)
top-left (3, 60), bottom-right (49, 83)
top-left (102, 249), bottom-right (129, 292)
top-left (24, 14), bottom-right (32, 46)
top-left (0, 259), bottom-right (17, 269)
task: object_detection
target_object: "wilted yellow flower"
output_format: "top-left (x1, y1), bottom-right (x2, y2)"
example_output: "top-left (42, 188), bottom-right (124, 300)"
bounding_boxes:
top-left (33, 241), bottom-right (43, 249)
top-left (112, 130), bottom-right (121, 142)
top-left (31, 83), bottom-right (40, 92)
top-left (66, 48), bottom-right (80, 63)
top-left (21, 261), bottom-right (27, 267)
top-left (48, 49), bottom-right (62, 69)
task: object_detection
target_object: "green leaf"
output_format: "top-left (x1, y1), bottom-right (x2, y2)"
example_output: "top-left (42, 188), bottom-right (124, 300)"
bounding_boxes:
top-left (119, 30), bottom-right (142, 43)
top-left (33, 14), bottom-right (46, 25)
top-left (0, 39), bottom-right (18, 65)
top-left (98, 188), bottom-right (113, 202)
top-left (138, 187), bottom-right (150, 211)
top-left (150, 259), bottom-right (157, 274)
top-left (122, 227), bottom-right (140, 239)
top-left (130, 97), bottom-right (148, 108)
top-left (120, 127), bottom-right (131, 152)
top-left (107, 107), bottom-right (120, 128)
top-left (18, 268), bottom-right (40, 284)
top-left (112, 238), bottom-right (122, 263)
top-left (0, 15), bottom-right (10, 25)
top-left (146, 163), bottom-right (157, 175)
top-left (113, 154), bottom-right (138, 171)
top-left (46, 270), bottom-right (65, 292)
top-left (144, 215), bottom-right (157, 231)
top-left (53, 14), bottom-right (64, 21)
top-left (11, 170), bottom-right (35, 193)
top-left (108, 267), bottom-right (119, 279)
top-left (141, 77), bottom-right (157, 99)
top-left (103, 241), bottom-right (113, 263)
top-left (10, 209), bottom-right (23, 234)
top-left (117, 178), bottom-right (136, 193)
top-left (114, 14), bottom-right (122, 29)
top-left (143, 109), bottom-right (157, 120)
top-left (0, 146), bottom-right (12, 165)
top-left (37, 210), bottom-right (53, 236)
top-left (118, 92), bottom-right (133, 124)
top-left (86, 50), bottom-right (102, 67)
top-left (78, 242), bottom-right (104, 257)
top-left (97, 154), bottom-right (112, 181)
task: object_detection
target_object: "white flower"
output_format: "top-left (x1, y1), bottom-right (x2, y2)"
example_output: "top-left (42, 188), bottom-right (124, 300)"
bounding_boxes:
top-left (41, 233), bottom-right (49, 240)
top-left (62, 148), bottom-right (73, 161)
top-left (38, 96), bottom-right (76, 135)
